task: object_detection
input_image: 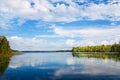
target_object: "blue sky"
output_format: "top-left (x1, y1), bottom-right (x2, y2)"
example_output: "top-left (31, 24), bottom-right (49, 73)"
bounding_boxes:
top-left (0, 0), bottom-right (120, 51)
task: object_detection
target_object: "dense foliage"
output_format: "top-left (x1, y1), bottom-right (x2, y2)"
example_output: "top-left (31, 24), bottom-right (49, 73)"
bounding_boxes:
top-left (0, 36), bottom-right (11, 54)
top-left (72, 43), bottom-right (120, 52)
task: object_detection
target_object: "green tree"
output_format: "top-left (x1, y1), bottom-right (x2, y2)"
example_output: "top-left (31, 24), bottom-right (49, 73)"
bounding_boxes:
top-left (0, 36), bottom-right (11, 54)
top-left (111, 43), bottom-right (120, 52)
top-left (72, 42), bottom-right (120, 52)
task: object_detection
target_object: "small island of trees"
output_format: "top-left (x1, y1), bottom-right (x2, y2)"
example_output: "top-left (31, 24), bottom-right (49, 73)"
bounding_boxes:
top-left (72, 43), bottom-right (120, 52)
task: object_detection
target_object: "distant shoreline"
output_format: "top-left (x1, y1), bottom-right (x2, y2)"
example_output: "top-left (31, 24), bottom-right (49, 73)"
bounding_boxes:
top-left (20, 50), bottom-right (72, 53)
top-left (19, 51), bottom-right (120, 53)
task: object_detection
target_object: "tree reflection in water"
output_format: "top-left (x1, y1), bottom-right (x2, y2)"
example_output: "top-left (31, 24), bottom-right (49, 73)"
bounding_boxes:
top-left (0, 54), bottom-right (12, 75)
top-left (72, 52), bottom-right (120, 62)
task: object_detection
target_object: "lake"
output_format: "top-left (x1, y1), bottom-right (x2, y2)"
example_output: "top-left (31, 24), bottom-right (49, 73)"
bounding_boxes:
top-left (0, 52), bottom-right (120, 80)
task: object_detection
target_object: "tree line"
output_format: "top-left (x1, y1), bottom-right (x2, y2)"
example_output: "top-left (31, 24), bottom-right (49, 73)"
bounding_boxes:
top-left (0, 36), bottom-right (11, 54)
top-left (72, 42), bottom-right (120, 52)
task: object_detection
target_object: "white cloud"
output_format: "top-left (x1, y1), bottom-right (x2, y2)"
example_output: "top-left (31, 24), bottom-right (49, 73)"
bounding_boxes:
top-left (52, 25), bottom-right (120, 39)
top-left (7, 24), bottom-right (120, 50)
top-left (0, 0), bottom-right (120, 27)
top-left (66, 39), bottom-right (75, 46)
top-left (0, 13), bottom-right (14, 29)
top-left (1, 0), bottom-right (120, 50)
top-left (51, 25), bottom-right (120, 46)
top-left (8, 36), bottom-right (71, 51)
top-left (35, 35), bottom-right (63, 38)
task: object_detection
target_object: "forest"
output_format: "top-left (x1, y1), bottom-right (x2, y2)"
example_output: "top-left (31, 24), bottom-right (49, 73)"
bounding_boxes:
top-left (72, 43), bottom-right (120, 52)
top-left (0, 36), bottom-right (14, 75)
top-left (0, 36), bottom-right (11, 54)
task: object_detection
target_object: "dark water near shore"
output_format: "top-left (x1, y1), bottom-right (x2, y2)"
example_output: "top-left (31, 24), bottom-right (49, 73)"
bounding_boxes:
top-left (0, 52), bottom-right (120, 80)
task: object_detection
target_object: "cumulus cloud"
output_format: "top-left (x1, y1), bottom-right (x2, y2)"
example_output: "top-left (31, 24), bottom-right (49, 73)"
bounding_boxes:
top-left (51, 25), bottom-right (120, 46)
top-left (52, 25), bottom-right (120, 39)
top-left (0, 13), bottom-right (14, 29)
top-left (1, 0), bottom-right (120, 50)
top-left (6, 24), bottom-right (120, 50)
top-left (8, 36), bottom-right (46, 50)
top-left (35, 35), bottom-right (63, 38)
top-left (66, 39), bottom-right (75, 46)
top-left (8, 36), bottom-right (71, 50)
top-left (0, 0), bottom-right (120, 26)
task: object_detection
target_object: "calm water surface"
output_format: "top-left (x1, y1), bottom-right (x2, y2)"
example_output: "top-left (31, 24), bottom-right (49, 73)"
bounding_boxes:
top-left (0, 52), bottom-right (120, 80)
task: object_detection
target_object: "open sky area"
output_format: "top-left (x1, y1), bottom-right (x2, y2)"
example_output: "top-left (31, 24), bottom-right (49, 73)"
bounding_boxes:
top-left (0, 0), bottom-right (120, 51)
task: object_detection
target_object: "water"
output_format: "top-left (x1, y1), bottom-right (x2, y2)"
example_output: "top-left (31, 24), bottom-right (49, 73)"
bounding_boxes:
top-left (0, 52), bottom-right (120, 80)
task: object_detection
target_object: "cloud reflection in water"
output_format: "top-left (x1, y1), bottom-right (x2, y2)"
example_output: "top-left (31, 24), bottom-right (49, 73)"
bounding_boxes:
top-left (6, 52), bottom-right (120, 80)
